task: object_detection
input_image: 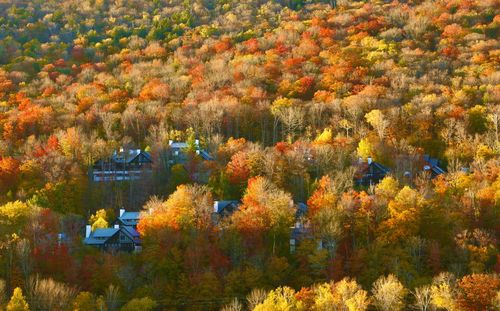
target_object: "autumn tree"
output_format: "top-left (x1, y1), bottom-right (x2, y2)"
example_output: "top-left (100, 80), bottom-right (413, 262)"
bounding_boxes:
top-left (371, 274), bottom-right (406, 311)
top-left (231, 176), bottom-right (296, 255)
top-left (456, 274), bottom-right (500, 311)
top-left (7, 287), bottom-right (29, 311)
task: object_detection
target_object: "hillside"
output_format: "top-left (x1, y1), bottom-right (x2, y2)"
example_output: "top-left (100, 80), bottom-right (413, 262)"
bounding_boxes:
top-left (0, 0), bottom-right (499, 310)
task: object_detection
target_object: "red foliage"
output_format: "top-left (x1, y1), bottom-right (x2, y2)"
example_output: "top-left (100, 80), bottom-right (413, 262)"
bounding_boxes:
top-left (244, 38), bottom-right (260, 53)
top-left (226, 151), bottom-right (250, 184)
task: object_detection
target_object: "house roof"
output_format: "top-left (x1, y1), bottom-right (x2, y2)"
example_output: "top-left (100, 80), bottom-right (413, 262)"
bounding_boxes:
top-left (122, 226), bottom-right (141, 244)
top-left (370, 162), bottom-right (390, 173)
top-left (169, 142), bottom-right (189, 150)
top-left (296, 203), bottom-right (307, 217)
top-left (199, 150), bottom-right (214, 161)
top-left (83, 228), bottom-right (119, 245)
top-left (117, 212), bottom-right (141, 226)
top-left (112, 149), bottom-right (152, 164)
top-left (214, 200), bottom-right (240, 213)
top-left (423, 155), bottom-right (446, 175)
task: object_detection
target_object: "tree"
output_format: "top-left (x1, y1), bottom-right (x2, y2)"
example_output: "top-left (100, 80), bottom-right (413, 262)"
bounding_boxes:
top-left (121, 297), bottom-right (157, 311)
top-left (456, 274), bottom-right (500, 311)
top-left (7, 287), bottom-right (29, 311)
top-left (89, 209), bottom-right (109, 231)
top-left (231, 176), bottom-right (296, 255)
top-left (138, 184), bottom-right (213, 235)
top-left (412, 285), bottom-right (432, 311)
top-left (430, 272), bottom-right (458, 311)
top-left (357, 138), bottom-right (374, 160)
top-left (312, 278), bottom-right (369, 311)
top-left (27, 276), bottom-right (77, 311)
top-left (365, 110), bottom-right (389, 140)
top-left (379, 186), bottom-right (424, 243)
top-left (73, 292), bottom-right (96, 311)
top-left (253, 287), bottom-right (302, 311)
top-left (371, 275), bottom-right (407, 311)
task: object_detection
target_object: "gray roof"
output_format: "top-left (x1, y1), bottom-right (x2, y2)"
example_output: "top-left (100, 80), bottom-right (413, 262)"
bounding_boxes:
top-left (117, 212), bottom-right (141, 226)
top-left (169, 142), bottom-right (189, 150)
top-left (112, 149), bottom-right (152, 164)
top-left (369, 162), bottom-right (390, 173)
top-left (200, 150), bottom-right (214, 161)
top-left (214, 201), bottom-right (240, 213)
top-left (83, 228), bottom-right (119, 245)
top-left (122, 226), bottom-right (141, 244)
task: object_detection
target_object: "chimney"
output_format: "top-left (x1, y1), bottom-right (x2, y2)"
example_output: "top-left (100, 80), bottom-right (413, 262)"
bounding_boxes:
top-left (367, 157), bottom-right (373, 165)
top-left (289, 199), bottom-right (294, 207)
top-left (85, 225), bottom-right (91, 238)
top-left (195, 139), bottom-right (199, 146)
top-left (114, 224), bottom-right (120, 229)
top-left (196, 150), bottom-right (200, 155)
top-left (119, 208), bottom-right (125, 217)
top-left (168, 140), bottom-right (173, 146)
top-left (213, 201), bottom-right (219, 213)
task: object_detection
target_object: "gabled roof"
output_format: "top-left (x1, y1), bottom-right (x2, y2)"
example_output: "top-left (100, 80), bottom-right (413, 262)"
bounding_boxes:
top-left (117, 212), bottom-right (141, 226)
top-left (370, 162), bottom-right (390, 173)
top-left (112, 149), bottom-right (152, 164)
top-left (169, 142), bottom-right (189, 150)
top-left (121, 226), bottom-right (141, 244)
top-left (83, 228), bottom-right (119, 245)
top-left (199, 150), bottom-right (214, 161)
top-left (423, 155), bottom-right (446, 175)
top-left (214, 200), bottom-right (240, 214)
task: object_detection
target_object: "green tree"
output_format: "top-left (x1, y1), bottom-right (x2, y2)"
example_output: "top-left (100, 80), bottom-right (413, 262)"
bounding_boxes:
top-left (121, 297), bottom-right (157, 311)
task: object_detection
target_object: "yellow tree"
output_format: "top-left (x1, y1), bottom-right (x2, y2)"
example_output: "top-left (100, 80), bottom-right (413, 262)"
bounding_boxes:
top-left (7, 287), bottom-right (29, 311)
top-left (253, 287), bottom-right (303, 311)
top-left (365, 109), bottom-right (389, 140)
top-left (379, 186), bottom-right (424, 243)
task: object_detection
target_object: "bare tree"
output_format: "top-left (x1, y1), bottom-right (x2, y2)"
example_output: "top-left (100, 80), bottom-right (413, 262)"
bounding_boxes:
top-left (412, 285), bottom-right (433, 311)
top-left (246, 288), bottom-right (267, 311)
top-left (105, 284), bottom-right (121, 311)
top-left (27, 275), bottom-right (78, 311)
top-left (221, 298), bottom-right (243, 311)
top-left (372, 274), bottom-right (407, 311)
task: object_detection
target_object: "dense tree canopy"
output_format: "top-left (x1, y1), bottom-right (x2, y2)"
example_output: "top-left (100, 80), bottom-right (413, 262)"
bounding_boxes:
top-left (0, 0), bottom-right (498, 309)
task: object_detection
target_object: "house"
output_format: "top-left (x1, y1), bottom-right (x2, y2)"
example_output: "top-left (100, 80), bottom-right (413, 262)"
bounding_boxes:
top-left (83, 224), bottom-right (142, 252)
top-left (422, 155), bottom-right (446, 178)
top-left (211, 200), bottom-right (240, 223)
top-left (114, 208), bottom-right (141, 229)
top-left (92, 148), bottom-right (153, 182)
top-left (167, 140), bottom-right (214, 183)
top-left (84, 209), bottom-right (143, 252)
top-left (167, 140), bottom-right (213, 165)
top-left (355, 157), bottom-right (390, 186)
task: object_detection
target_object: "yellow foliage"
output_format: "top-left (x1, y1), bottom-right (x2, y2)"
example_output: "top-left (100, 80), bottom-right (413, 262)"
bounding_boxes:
top-left (357, 138), bottom-right (373, 160)
top-left (430, 283), bottom-right (458, 311)
top-left (253, 287), bottom-right (303, 311)
top-left (314, 128), bottom-right (333, 144)
top-left (375, 176), bottom-right (399, 199)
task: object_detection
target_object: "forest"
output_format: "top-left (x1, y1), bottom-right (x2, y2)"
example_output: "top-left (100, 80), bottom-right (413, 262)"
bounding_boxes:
top-left (0, 0), bottom-right (499, 310)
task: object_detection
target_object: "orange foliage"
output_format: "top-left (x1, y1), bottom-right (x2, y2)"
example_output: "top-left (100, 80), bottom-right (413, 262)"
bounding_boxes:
top-left (226, 151), bottom-right (250, 184)
top-left (0, 156), bottom-right (20, 191)
top-left (139, 79), bottom-right (170, 100)
top-left (307, 176), bottom-right (337, 216)
top-left (457, 274), bottom-right (500, 311)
